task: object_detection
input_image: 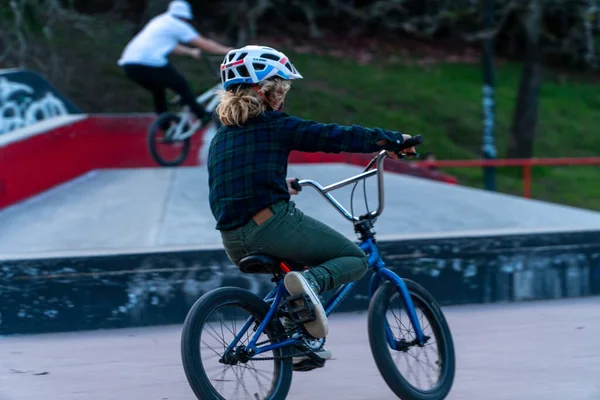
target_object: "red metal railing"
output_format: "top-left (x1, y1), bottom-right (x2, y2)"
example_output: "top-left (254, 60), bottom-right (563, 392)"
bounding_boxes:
top-left (413, 157), bottom-right (600, 198)
top-left (289, 151), bottom-right (459, 185)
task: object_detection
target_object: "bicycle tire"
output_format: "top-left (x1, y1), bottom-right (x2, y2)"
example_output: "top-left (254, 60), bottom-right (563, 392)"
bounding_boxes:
top-left (181, 286), bottom-right (293, 400)
top-left (368, 280), bottom-right (456, 400)
top-left (147, 112), bottom-right (191, 167)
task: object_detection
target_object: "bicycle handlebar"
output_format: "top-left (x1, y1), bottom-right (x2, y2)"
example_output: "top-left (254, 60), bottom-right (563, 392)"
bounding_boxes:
top-left (397, 135), bottom-right (424, 151)
top-left (296, 135), bottom-right (423, 222)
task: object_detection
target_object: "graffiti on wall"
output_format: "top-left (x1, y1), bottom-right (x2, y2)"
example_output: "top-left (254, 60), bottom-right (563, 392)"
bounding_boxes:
top-left (0, 77), bottom-right (69, 135)
top-left (0, 70), bottom-right (81, 136)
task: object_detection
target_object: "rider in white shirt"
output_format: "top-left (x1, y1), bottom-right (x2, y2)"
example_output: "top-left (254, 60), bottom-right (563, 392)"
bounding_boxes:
top-left (118, 0), bottom-right (232, 123)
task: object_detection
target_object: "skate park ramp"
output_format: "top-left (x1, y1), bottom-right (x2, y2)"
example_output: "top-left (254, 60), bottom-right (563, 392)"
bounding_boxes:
top-left (3, 162), bottom-right (600, 336)
top-left (1, 163), bottom-right (600, 254)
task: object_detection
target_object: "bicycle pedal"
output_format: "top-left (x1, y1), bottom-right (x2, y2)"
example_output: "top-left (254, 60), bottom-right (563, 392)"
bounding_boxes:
top-left (281, 294), bottom-right (316, 325)
top-left (293, 360), bottom-right (325, 372)
top-left (292, 354), bottom-right (326, 372)
top-left (306, 351), bottom-right (326, 365)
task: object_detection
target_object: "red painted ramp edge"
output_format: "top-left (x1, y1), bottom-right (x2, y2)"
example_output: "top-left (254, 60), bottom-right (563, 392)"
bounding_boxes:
top-left (0, 114), bottom-right (456, 210)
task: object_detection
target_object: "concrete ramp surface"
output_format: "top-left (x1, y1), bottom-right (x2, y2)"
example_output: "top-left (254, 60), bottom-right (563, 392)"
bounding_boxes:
top-left (2, 163), bottom-right (600, 254)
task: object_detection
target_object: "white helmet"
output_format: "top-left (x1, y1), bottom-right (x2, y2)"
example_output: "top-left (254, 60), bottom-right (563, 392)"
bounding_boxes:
top-left (168, 0), bottom-right (193, 20)
top-left (220, 45), bottom-right (303, 90)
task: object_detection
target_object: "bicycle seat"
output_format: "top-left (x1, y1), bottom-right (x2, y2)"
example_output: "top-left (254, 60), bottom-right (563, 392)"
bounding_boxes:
top-left (239, 254), bottom-right (280, 274)
top-left (238, 255), bottom-right (305, 274)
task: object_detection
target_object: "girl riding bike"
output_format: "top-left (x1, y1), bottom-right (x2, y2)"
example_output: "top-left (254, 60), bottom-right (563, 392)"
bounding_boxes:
top-left (207, 45), bottom-right (416, 370)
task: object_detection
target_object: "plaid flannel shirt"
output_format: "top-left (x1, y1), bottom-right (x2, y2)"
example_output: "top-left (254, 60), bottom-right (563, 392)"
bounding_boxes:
top-left (207, 111), bottom-right (405, 230)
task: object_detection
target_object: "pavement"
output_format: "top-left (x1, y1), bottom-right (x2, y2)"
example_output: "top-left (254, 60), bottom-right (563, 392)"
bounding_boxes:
top-left (2, 296), bottom-right (599, 400)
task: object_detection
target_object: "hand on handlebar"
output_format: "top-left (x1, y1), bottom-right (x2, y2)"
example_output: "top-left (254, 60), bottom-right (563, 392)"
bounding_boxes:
top-left (286, 177), bottom-right (301, 195)
top-left (387, 134), bottom-right (417, 160)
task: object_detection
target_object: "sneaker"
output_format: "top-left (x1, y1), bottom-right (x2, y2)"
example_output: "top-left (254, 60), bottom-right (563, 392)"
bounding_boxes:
top-left (283, 271), bottom-right (328, 338)
top-left (293, 345), bottom-right (332, 364)
top-left (292, 347), bottom-right (332, 372)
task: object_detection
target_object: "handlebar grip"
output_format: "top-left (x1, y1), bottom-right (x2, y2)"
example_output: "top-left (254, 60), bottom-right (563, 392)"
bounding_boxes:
top-left (397, 134), bottom-right (423, 151)
top-left (291, 178), bottom-right (302, 192)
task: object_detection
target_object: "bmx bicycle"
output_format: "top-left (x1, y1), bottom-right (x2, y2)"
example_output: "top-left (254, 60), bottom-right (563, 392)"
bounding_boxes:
top-left (147, 55), bottom-right (223, 167)
top-left (180, 135), bottom-right (456, 399)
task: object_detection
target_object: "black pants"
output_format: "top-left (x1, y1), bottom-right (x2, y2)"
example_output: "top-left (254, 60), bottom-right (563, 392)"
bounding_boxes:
top-left (122, 63), bottom-right (205, 119)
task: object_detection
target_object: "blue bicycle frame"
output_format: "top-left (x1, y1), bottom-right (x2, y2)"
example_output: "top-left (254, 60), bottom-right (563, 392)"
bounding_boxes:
top-left (225, 150), bottom-right (426, 357)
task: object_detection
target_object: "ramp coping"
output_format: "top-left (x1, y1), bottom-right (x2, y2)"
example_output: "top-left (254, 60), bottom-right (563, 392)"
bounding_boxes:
top-left (1, 226), bottom-right (598, 261)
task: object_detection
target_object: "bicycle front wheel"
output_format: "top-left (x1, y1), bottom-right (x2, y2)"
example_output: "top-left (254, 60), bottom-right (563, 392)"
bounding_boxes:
top-left (368, 280), bottom-right (455, 400)
top-left (181, 286), bottom-right (293, 400)
top-left (147, 112), bottom-right (191, 166)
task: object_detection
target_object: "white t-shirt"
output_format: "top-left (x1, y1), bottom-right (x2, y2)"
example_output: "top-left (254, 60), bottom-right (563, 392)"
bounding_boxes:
top-left (118, 13), bottom-right (200, 67)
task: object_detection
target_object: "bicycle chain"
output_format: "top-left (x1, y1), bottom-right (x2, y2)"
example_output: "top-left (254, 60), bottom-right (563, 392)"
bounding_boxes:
top-left (249, 331), bottom-right (326, 361)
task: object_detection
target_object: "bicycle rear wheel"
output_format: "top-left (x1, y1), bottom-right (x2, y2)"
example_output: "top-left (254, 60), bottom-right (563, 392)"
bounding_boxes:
top-left (181, 287), bottom-right (293, 400)
top-left (147, 112), bottom-right (191, 166)
top-left (368, 280), bottom-right (455, 400)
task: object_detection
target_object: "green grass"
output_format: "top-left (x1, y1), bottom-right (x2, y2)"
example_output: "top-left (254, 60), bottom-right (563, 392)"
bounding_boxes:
top-left (267, 52), bottom-right (600, 211)
top-left (43, 21), bottom-right (600, 211)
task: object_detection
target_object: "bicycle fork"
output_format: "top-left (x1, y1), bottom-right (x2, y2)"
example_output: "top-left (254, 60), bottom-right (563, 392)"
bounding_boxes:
top-left (362, 240), bottom-right (427, 349)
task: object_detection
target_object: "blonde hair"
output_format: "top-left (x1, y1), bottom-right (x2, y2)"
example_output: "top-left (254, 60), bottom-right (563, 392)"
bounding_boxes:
top-left (216, 78), bottom-right (292, 127)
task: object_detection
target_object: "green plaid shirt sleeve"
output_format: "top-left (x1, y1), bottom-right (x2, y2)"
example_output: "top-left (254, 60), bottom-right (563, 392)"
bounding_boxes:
top-left (279, 116), bottom-right (405, 153)
top-left (208, 112), bottom-right (406, 230)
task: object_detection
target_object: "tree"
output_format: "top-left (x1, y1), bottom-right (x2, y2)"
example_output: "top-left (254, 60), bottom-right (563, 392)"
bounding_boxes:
top-left (0, 0), bottom-right (94, 75)
top-left (507, 0), bottom-right (543, 159)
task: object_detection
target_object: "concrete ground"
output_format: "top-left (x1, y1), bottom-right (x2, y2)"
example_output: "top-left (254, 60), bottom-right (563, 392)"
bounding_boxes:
top-left (2, 296), bottom-right (599, 400)
top-left (2, 164), bottom-right (600, 255)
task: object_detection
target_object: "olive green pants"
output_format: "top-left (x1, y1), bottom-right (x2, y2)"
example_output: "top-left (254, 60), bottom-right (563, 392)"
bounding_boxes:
top-left (220, 200), bottom-right (369, 293)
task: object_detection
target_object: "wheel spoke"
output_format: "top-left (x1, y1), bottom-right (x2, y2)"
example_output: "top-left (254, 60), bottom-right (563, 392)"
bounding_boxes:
top-left (206, 323), bottom-right (228, 348)
top-left (231, 365), bottom-right (253, 399)
top-left (406, 349), bottom-right (437, 372)
top-left (244, 361), bottom-right (269, 397)
top-left (217, 311), bottom-right (239, 339)
top-left (233, 307), bottom-right (237, 341)
top-left (201, 339), bottom-right (224, 359)
top-left (389, 296), bottom-right (414, 339)
top-left (219, 315), bottom-right (227, 353)
top-left (421, 346), bottom-right (439, 384)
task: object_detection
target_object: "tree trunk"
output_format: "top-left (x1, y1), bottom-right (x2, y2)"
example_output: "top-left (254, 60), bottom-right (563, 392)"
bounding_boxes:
top-left (130, 0), bottom-right (149, 34)
top-left (506, 0), bottom-right (543, 159)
